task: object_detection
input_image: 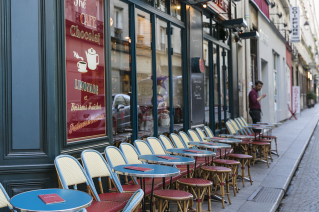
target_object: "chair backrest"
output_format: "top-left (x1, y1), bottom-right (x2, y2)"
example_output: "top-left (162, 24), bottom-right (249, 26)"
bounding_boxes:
top-left (230, 119), bottom-right (245, 135)
top-left (54, 155), bottom-right (100, 201)
top-left (104, 146), bottom-right (129, 169)
top-left (122, 189), bottom-right (144, 212)
top-left (134, 140), bottom-right (154, 155)
top-left (120, 143), bottom-right (143, 164)
top-left (179, 131), bottom-right (193, 148)
top-left (81, 149), bottom-right (125, 193)
top-left (204, 126), bottom-right (214, 137)
top-left (147, 137), bottom-right (167, 154)
top-left (0, 183), bottom-right (13, 211)
top-left (195, 128), bottom-right (207, 141)
top-left (225, 121), bottom-right (236, 135)
top-left (237, 118), bottom-right (252, 134)
top-left (188, 129), bottom-right (202, 142)
top-left (159, 135), bottom-right (175, 149)
top-left (170, 133), bottom-right (187, 148)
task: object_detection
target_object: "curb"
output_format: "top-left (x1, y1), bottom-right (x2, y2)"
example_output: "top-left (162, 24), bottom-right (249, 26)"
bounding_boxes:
top-left (271, 119), bottom-right (319, 212)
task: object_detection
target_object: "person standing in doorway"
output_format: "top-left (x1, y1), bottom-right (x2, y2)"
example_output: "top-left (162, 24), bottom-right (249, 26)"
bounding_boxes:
top-left (249, 81), bottom-right (266, 123)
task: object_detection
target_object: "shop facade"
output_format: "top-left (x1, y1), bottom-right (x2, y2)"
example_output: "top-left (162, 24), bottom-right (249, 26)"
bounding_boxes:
top-left (0, 0), bottom-right (239, 205)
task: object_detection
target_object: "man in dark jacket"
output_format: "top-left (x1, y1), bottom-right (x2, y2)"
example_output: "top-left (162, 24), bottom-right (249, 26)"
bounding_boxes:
top-left (249, 81), bottom-right (266, 123)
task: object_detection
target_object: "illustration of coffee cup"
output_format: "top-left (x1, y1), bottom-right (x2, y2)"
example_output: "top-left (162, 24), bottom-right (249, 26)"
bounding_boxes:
top-left (77, 61), bottom-right (87, 73)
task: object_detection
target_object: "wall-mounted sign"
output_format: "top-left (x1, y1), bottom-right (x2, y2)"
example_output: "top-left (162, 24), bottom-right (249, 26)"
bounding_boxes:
top-left (65, 0), bottom-right (106, 142)
top-left (290, 7), bottom-right (300, 43)
top-left (207, 0), bottom-right (230, 20)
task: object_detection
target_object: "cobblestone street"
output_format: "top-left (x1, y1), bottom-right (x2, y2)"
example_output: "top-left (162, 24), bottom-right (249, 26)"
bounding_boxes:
top-left (278, 124), bottom-right (319, 212)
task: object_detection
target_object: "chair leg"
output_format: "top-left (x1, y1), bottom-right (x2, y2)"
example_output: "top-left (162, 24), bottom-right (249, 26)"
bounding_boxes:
top-left (252, 145), bottom-right (257, 166)
top-left (264, 145), bottom-right (269, 168)
top-left (208, 186), bottom-right (211, 212)
top-left (219, 173), bottom-right (225, 209)
top-left (226, 173), bottom-right (231, 205)
top-left (248, 159), bottom-right (253, 185)
top-left (241, 159), bottom-right (245, 187)
top-left (183, 200), bottom-right (188, 212)
top-left (197, 188), bottom-right (202, 212)
top-left (158, 198), bottom-right (163, 212)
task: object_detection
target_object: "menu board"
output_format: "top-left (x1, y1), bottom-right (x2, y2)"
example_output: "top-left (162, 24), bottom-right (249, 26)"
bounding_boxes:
top-left (65, 0), bottom-right (106, 142)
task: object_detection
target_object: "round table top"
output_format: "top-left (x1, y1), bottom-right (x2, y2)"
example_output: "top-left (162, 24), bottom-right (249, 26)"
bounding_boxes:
top-left (232, 135), bottom-right (255, 139)
top-left (187, 142), bottom-right (231, 149)
top-left (113, 164), bottom-right (180, 178)
top-left (216, 138), bottom-right (242, 144)
top-left (257, 122), bottom-right (281, 126)
top-left (244, 125), bottom-right (273, 129)
top-left (10, 189), bottom-right (92, 212)
top-left (138, 154), bottom-right (195, 165)
top-left (218, 134), bottom-right (234, 138)
top-left (166, 148), bottom-right (216, 157)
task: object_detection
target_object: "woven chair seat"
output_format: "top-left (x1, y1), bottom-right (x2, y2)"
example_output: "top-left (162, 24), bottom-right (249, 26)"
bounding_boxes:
top-left (228, 154), bottom-right (252, 159)
top-left (241, 140), bottom-right (252, 144)
top-left (86, 201), bottom-right (126, 212)
top-left (201, 166), bottom-right (231, 172)
top-left (251, 142), bottom-right (271, 145)
top-left (262, 135), bottom-right (277, 139)
top-left (177, 164), bottom-right (201, 170)
top-left (177, 178), bottom-right (212, 187)
top-left (214, 159), bottom-right (240, 165)
top-left (153, 189), bottom-right (193, 200)
top-left (99, 193), bottom-right (133, 202)
top-left (251, 139), bottom-right (271, 142)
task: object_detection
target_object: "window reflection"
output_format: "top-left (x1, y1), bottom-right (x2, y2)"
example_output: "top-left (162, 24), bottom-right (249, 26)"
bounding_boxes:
top-left (203, 40), bottom-right (209, 126)
top-left (213, 45), bottom-right (218, 129)
top-left (136, 9), bottom-right (154, 136)
top-left (203, 15), bottom-right (210, 35)
top-left (172, 25), bottom-right (183, 132)
top-left (110, 0), bottom-right (132, 139)
top-left (156, 18), bottom-right (170, 134)
top-left (171, 0), bottom-right (181, 20)
top-left (155, 0), bottom-right (168, 13)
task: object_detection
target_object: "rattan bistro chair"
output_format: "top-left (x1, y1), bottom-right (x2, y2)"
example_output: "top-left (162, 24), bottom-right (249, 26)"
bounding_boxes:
top-left (188, 130), bottom-right (203, 142)
top-left (54, 155), bottom-right (127, 212)
top-left (170, 133), bottom-right (188, 148)
top-left (203, 126), bottom-right (214, 138)
top-left (81, 150), bottom-right (134, 202)
top-left (195, 128), bottom-right (207, 142)
top-left (0, 183), bottom-right (14, 212)
top-left (122, 189), bottom-right (144, 212)
top-left (159, 135), bottom-right (175, 150)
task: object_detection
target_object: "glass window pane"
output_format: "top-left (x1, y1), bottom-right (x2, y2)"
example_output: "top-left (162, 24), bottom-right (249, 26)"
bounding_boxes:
top-left (111, 0), bottom-right (132, 137)
top-left (141, 0), bottom-right (154, 6)
top-left (212, 20), bottom-right (217, 38)
top-left (156, 18), bottom-right (170, 134)
top-left (172, 25), bottom-right (183, 132)
top-left (203, 15), bottom-right (210, 35)
top-left (136, 9), bottom-right (154, 136)
top-left (225, 50), bottom-right (229, 120)
top-left (213, 44), bottom-right (218, 129)
top-left (155, 0), bottom-right (168, 13)
top-left (220, 48), bottom-right (224, 125)
top-left (203, 40), bottom-right (209, 126)
top-left (171, 0), bottom-right (181, 20)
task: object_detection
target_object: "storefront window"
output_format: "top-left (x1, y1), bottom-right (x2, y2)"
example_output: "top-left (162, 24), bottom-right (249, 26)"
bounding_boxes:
top-left (141, 0), bottom-right (154, 6)
top-left (110, 0), bottom-right (132, 138)
top-left (172, 25), bottom-right (183, 132)
top-left (212, 20), bottom-right (217, 38)
top-left (219, 48), bottom-right (224, 125)
top-left (224, 50), bottom-right (230, 120)
top-left (155, 0), bottom-right (168, 13)
top-left (213, 44), bottom-right (218, 129)
top-left (203, 40), bottom-right (209, 125)
top-left (203, 15), bottom-right (210, 35)
top-left (171, 0), bottom-right (181, 20)
top-left (136, 9), bottom-right (154, 136)
top-left (156, 18), bottom-right (170, 134)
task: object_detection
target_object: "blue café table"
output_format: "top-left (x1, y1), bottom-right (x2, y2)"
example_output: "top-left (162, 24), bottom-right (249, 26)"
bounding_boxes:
top-left (244, 125), bottom-right (272, 140)
top-left (166, 148), bottom-right (216, 178)
top-left (10, 188), bottom-right (92, 212)
top-left (113, 164), bottom-right (180, 212)
top-left (188, 141), bottom-right (231, 160)
top-left (138, 154), bottom-right (195, 179)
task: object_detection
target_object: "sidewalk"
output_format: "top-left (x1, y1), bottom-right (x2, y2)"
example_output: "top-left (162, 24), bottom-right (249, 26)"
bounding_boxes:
top-left (195, 105), bottom-right (319, 212)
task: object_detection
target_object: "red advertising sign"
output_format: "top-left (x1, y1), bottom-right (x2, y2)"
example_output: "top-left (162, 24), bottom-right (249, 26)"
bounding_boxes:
top-left (207, 0), bottom-right (230, 20)
top-left (65, 0), bottom-right (106, 142)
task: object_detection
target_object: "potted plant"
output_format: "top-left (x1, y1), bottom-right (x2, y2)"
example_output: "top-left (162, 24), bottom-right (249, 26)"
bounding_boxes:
top-left (306, 91), bottom-right (316, 107)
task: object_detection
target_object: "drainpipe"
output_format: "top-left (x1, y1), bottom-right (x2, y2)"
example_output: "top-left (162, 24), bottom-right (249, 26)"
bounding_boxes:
top-left (244, 0), bottom-right (251, 121)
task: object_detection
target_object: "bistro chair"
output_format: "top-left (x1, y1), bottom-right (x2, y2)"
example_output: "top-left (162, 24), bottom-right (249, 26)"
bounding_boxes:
top-left (81, 149), bottom-right (134, 202)
top-left (227, 153), bottom-right (253, 187)
top-left (195, 128), bottom-right (207, 142)
top-left (54, 155), bottom-right (127, 212)
top-left (170, 133), bottom-right (188, 148)
top-left (134, 140), bottom-right (155, 155)
top-left (226, 121), bottom-right (251, 155)
top-left (178, 132), bottom-right (194, 148)
top-left (159, 135), bottom-right (175, 150)
top-left (104, 146), bottom-right (162, 193)
top-left (120, 143), bottom-right (168, 186)
top-left (204, 126), bottom-right (214, 138)
top-left (139, 134), bottom-right (151, 141)
top-left (187, 130), bottom-right (203, 142)
top-left (0, 183), bottom-right (14, 212)
top-left (122, 189), bottom-right (144, 212)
